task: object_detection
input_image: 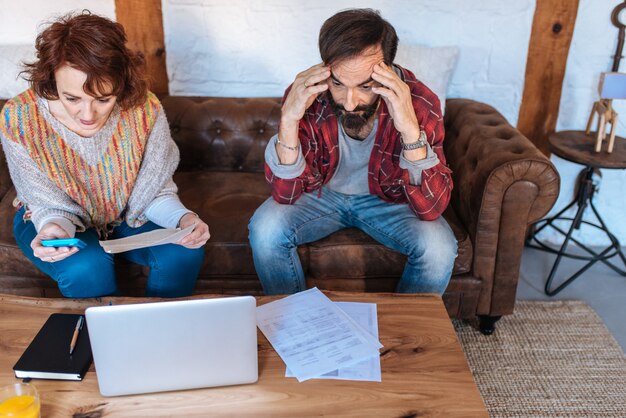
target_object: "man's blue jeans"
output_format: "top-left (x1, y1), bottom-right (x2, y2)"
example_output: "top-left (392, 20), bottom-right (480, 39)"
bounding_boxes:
top-left (248, 187), bottom-right (457, 295)
top-left (13, 208), bottom-right (203, 298)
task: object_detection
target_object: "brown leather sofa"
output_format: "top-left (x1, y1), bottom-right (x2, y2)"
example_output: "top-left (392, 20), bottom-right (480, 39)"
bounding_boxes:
top-left (0, 96), bottom-right (559, 333)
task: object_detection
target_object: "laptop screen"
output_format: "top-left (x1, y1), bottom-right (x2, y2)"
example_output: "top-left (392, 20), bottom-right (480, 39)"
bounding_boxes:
top-left (86, 296), bottom-right (258, 396)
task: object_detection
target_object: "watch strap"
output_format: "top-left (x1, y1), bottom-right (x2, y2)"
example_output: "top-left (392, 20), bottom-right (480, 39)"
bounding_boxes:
top-left (401, 130), bottom-right (427, 151)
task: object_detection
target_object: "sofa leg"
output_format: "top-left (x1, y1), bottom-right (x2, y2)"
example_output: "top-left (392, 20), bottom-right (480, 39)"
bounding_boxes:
top-left (478, 315), bottom-right (502, 335)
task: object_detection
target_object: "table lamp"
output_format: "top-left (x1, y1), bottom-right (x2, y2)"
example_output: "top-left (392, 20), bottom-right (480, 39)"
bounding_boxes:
top-left (586, 1), bottom-right (626, 153)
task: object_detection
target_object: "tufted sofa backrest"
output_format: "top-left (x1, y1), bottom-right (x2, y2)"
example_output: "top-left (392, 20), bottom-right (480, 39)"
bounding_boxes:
top-left (160, 96), bottom-right (281, 173)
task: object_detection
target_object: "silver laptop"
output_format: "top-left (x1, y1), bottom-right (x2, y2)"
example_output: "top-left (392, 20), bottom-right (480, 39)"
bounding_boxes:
top-left (85, 296), bottom-right (258, 396)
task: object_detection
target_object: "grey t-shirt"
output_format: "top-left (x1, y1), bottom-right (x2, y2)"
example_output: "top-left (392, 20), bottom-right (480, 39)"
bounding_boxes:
top-left (325, 119), bottom-right (377, 195)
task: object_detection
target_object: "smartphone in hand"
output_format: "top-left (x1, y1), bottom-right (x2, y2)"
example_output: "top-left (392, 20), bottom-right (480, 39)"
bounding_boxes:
top-left (41, 238), bottom-right (87, 249)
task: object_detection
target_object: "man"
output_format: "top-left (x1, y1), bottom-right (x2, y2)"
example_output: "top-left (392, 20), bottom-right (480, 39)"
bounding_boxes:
top-left (248, 9), bottom-right (457, 295)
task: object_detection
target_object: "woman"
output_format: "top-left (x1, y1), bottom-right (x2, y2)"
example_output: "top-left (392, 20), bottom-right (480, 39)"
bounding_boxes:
top-left (0, 12), bottom-right (210, 298)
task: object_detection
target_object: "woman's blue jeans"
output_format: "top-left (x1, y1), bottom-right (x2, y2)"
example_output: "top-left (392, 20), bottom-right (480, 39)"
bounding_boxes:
top-left (13, 208), bottom-right (204, 298)
top-left (248, 187), bottom-right (457, 295)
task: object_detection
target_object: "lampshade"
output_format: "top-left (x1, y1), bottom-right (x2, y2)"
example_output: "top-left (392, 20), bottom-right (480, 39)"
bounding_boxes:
top-left (598, 72), bottom-right (626, 99)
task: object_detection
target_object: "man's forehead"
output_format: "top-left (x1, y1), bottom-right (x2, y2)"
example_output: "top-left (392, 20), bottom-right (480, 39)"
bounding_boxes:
top-left (329, 46), bottom-right (384, 86)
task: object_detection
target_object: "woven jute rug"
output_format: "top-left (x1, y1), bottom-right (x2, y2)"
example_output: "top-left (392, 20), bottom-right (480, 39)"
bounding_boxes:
top-left (453, 300), bottom-right (626, 417)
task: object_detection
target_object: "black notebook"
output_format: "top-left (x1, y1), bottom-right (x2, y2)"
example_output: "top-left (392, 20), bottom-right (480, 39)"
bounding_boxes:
top-left (13, 313), bottom-right (92, 381)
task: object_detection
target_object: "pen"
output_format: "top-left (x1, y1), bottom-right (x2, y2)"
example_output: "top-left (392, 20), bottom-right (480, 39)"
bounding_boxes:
top-left (69, 316), bottom-right (84, 355)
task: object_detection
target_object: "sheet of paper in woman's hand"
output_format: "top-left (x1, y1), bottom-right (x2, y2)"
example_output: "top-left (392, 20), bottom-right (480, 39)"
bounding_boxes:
top-left (98, 224), bottom-right (195, 254)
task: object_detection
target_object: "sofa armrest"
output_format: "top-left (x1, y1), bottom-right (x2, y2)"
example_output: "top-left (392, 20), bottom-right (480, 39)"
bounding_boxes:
top-left (0, 99), bottom-right (13, 202)
top-left (444, 99), bottom-right (560, 316)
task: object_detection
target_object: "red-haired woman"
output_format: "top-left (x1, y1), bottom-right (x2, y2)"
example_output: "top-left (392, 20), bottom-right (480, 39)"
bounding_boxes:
top-left (0, 12), bottom-right (210, 298)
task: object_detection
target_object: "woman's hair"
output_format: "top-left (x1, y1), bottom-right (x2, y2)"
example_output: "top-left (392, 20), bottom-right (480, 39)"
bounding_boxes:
top-left (23, 11), bottom-right (148, 109)
top-left (318, 9), bottom-right (398, 66)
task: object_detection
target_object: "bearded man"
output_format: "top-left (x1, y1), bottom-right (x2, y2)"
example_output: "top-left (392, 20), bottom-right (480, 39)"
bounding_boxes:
top-left (248, 8), bottom-right (457, 295)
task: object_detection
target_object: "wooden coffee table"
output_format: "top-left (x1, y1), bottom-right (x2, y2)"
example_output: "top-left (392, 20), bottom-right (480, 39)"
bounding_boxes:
top-left (0, 292), bottom-right (487, 417)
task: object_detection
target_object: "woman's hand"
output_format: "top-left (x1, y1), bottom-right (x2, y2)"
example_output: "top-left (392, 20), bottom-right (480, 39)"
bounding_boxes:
top-left (31, 222), bottom-right (79, 263)
top-left (177, 212), bottom-right (210, 249)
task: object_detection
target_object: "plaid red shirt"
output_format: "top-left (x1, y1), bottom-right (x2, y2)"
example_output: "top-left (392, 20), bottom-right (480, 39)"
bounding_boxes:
top-left (265, 65), bottom-right (452, 221)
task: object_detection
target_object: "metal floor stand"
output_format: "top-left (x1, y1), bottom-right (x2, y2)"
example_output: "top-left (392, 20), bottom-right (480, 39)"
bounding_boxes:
top-left (527, 166), bottom-right (626, 296)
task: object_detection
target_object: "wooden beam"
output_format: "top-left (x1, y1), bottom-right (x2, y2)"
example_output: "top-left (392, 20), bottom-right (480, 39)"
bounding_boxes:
top-left (115, 0), bottom-right (169, 95)
top-left (517, 0), bottom-right (579, 156)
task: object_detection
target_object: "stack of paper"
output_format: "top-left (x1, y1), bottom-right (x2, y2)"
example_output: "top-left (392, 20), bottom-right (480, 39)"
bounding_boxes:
top-left (256, 288), bottom-right (382, 382)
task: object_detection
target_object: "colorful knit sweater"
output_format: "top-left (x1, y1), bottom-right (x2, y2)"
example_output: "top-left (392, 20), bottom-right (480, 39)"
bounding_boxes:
top-left (0, 89), bottom-right (181, 235)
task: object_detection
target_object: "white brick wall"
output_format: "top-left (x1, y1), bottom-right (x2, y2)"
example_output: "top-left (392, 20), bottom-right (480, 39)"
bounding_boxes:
top-left (0, 1), bottom-right (115, 99)
top-left (0, 0), bottom-right (624, 245)
top-left (163, 0), bottom-right (535, 127)
top-left (0, 1), bottom-right (115, 43)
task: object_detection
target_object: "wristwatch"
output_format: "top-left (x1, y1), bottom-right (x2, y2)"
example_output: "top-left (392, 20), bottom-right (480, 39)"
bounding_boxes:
top-left (402, 130), bottom-right (427, 151)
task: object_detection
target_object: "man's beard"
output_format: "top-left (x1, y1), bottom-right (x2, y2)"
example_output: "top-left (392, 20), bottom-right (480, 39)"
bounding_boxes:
top-left (329, 95), bottom-right (380, 132)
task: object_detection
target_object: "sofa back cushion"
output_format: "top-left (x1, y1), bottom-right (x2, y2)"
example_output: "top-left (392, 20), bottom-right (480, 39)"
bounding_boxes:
top-left (160, 96), bottom-right (281, 173)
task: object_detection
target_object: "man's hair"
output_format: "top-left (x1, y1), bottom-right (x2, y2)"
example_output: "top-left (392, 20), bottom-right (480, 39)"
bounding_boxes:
top-left (22, 11), bottom-right (148, 109)
top-left (318, 9), bottom-right (398, 66)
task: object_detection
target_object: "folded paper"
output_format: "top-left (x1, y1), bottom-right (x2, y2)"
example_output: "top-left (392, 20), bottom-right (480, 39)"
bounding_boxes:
top-left (98, 224), bottom-right (195, 254)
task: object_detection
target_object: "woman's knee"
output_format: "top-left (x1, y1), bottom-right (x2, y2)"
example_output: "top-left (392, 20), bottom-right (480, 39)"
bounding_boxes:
top-left (161, 245), bottom-right (204, 270)
top-left (148, 245), bottom-right (205, 281)
top-left (173, 245), bottom-right (204, 270)
top-left (145, 245), bottom-right (203, 297)
top-left (54, 255), bottom-right (116, 298)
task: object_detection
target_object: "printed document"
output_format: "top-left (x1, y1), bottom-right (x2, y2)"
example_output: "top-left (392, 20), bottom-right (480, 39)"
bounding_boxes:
top-left (286, 301), bottom-right (381, 381)
top-left (256, 288), bottom-right (382, 382)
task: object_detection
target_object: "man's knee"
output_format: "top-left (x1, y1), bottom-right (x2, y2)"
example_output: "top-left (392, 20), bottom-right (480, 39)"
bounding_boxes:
top-left (406, 220), bottom-right (457, 273)
top-left (424, 230), bottom-right (457, 269)
top-left (249, 204), bottom-right (293, 252)
top-left (432, 230), bottom-right (457, 266)
top-left (409, 218), bottom-right (456, 251)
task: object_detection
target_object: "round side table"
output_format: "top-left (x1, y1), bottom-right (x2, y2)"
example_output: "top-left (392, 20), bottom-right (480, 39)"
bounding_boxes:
top-left (527, 130), bottom-right (626, 296)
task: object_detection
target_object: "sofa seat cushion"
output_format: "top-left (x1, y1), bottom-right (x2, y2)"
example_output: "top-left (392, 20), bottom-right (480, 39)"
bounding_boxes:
top-left (175, 171), bottom-right (472, 279)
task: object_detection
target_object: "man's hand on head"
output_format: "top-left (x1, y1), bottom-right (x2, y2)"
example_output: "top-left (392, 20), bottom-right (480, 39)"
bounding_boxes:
top-left (277, 63), bottom-right (331, 165)
top-left (281, 63), bottom-right (331, 125)
top-left (371, 62), bottom-right (421, 141)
